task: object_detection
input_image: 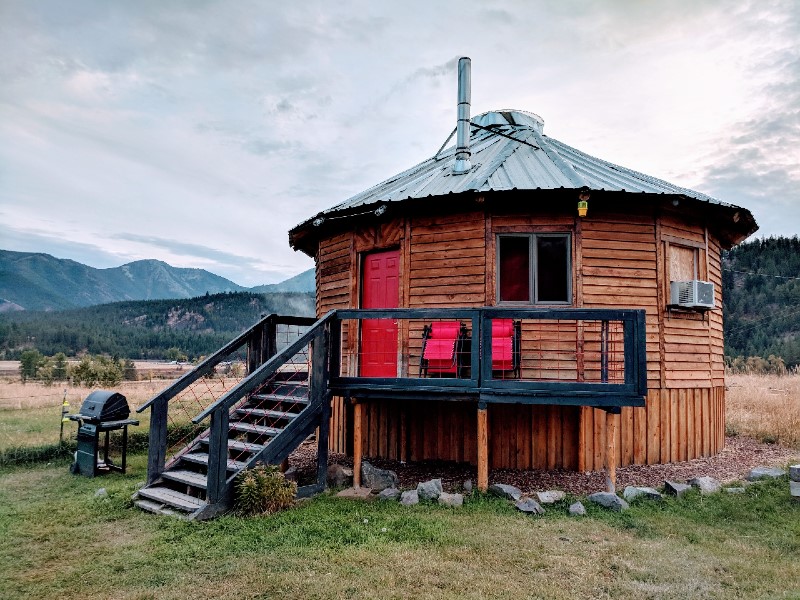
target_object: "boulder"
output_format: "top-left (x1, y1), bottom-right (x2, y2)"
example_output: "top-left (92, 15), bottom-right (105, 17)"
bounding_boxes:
top-left (489, 483), bottom-right (522, 501)
top-left (463, 479), bottom-right (473, 493)
top-left (724, 487), bottom-right (746, 494)
top-left (789, 464), bottom-right (800, 482)
top-left (327, 464), bottom-right (353, 488)
top-left (536, 490), bottom-right (565, 504)
top-left (416, 479), bottom-right (443, 501)
top-left (400, 490), bottom-right (419, 506)
top-left (587, 492), bottom-right (629, 511)
top-left (569, 501), bottom-right (587, 516)
top-left (622, 486), bottom-right (662, 502)
top-left (438, 492), bottom-right (464, 508)
top-left (664, 481), bottom-right (692, 497)
top-left (688, 476), bottom-right (721, 495)
top-left (377, 488), bottom-right (401, 501)
top-left (361, 461), bottom-right (398, 491)
top-left (515, 497), bottom-right (545, 515)
top-left (94, 488), bottom-right (108, 498)
top-left (746, 467), bottom-right (786, 481)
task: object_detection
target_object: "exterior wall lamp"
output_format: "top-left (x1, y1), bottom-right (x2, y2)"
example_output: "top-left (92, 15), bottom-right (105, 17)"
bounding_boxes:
top-left (577, 188), bottom-right (591, 217)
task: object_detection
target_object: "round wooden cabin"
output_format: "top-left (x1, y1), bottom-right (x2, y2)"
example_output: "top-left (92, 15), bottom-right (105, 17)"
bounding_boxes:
top-left (289, 99), bottom-right (756, 478)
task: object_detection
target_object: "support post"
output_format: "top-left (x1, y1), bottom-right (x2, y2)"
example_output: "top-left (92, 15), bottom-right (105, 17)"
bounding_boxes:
top-left (353, 402), bottom-right (363, 488)
top-left (606, 410), bottom-right (618, 493)
top-left (477, 404), bottom-right (489, 492)
top-left (146, 397), bottom-right (168, 484)
top-left (207, 408), bottom-right (230, 505)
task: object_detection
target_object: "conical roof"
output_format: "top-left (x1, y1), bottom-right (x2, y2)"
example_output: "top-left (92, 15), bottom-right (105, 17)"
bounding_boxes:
top-left (290, 110), bottom-right (757, 251)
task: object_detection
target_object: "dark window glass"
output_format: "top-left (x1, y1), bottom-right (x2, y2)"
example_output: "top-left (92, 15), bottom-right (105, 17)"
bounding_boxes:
top-left (499, 236), bottom-right (530, 302)
top-left (536, 236), bottom-right (569, 302)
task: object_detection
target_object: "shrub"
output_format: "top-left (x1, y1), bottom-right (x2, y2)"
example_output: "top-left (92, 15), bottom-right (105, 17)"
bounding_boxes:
top-left (235, 463), bottom-right (296, 516)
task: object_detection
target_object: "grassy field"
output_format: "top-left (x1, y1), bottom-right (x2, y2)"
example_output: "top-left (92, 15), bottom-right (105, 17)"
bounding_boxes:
top-left (0, 455), bottom-right (798, 600)
top-left (727, 374), bottom-right (800, 449)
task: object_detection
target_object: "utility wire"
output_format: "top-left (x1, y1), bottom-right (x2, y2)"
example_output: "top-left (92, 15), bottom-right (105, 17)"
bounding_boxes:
top-left (723, 268), bottom-right (800, 281)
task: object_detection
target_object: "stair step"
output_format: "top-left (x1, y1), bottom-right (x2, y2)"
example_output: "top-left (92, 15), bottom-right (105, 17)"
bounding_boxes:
top-left (229, 422), bottom-right (283, 437)
top-left (161, 469), bottom-right (208, 489)
top-left (135, 498), bottom-right (184, 518)
top-left (138, 486), bottom-right (205, 512)
top-left (234, 408), bottom-right (299, 420)
top-left (198, 439), bottom-right (266, 453)
top-left (181, 452), bottom-right (248, 471)
top-left (251, 393), bottom-right (309, 404)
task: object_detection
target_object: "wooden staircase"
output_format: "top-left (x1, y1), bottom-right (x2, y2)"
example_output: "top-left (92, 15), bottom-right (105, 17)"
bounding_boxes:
top-left (135, 313), bottom-right (332, 520)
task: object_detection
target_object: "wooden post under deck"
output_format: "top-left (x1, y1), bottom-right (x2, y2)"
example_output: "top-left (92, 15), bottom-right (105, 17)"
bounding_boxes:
top-left (606, 411), bottom-right (618, 492)
top-left (353, 402), bottom-right (363, 488)
top-left (477, 405), bottom-right (489, 492)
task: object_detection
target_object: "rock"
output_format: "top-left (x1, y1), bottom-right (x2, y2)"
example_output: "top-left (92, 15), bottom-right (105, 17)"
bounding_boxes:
top-left (283, 466), bottom-right (297, 482)
top-left (438, 492), bottom-right (464, 508)
top-left (746, 467), bottom-right (786, 481)
top-left (377, 488), bottom-right (401, 501)
top-left (416, 479), bottom-right (443, 501)
top-left (400, 490), bottom-right (419, 506)
top-left (622, 486), bottom-right (662, 502)
top-left (664, 481), bottom-right (692, 497)
top-left (327, 464), bottom-right (353, 488)
top-left (790, 481), bottom-right (800, 498)
top-left (536, 490), bottom-right (565, 504)
top-left (688, 476), bottom-right (721, 495)
top-left (724, 487), bottom-right (746, 494)
top-left (569, 501), bottom-right (586, 516)
top-left (94, 488), bottom-right (108, 498)
top-left (789, 464), bottom-right (800, 482)
top-left (336, 487), bottom-right (372, 500)
top-left (515, 497), bottom-right (545, 515)
top-left (489, 483), bottom-right (522, 501)
top-left (361, 461), bottom-right (398, 491)
top-left (587, 492), bottom-right (629, 511)
top-left (463, 479), bottom-right (473, 493)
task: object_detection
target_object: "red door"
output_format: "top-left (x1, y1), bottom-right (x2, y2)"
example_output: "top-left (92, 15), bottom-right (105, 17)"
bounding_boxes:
top-left (360, 249), bottom-right (399, 377)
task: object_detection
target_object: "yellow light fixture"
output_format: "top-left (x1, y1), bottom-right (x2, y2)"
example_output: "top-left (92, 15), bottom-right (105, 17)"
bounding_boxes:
top-left (577, 188), bottom-right (591, 217)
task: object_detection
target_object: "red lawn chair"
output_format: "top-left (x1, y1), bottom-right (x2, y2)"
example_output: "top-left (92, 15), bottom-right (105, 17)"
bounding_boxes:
top-left (491, 319), bottom-right (521, 378)
top-left (419, 321), bottom-right (467, 377)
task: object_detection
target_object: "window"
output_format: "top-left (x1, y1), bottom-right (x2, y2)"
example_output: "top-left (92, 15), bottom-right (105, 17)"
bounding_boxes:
top-left (497, 234), bottom-right (571, 304)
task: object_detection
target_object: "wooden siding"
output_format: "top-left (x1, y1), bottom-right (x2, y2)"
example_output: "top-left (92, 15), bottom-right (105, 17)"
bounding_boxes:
top-left (336, 385), bottom-right (725, 469)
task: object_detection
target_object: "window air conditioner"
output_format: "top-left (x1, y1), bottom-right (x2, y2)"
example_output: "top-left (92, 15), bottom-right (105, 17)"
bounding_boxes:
top-left (669, 280), bottom-right (715, 310)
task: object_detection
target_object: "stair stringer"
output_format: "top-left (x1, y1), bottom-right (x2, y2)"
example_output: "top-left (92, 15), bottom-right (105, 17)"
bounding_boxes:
top-left (190, 394), bottom-right (327, 520)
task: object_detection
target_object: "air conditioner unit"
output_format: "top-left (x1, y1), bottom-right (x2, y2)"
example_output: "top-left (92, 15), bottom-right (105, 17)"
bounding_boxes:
top-left (669, 280), bottom-right (715, 310)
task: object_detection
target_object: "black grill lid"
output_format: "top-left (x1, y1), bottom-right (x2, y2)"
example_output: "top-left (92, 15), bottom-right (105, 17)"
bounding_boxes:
top-left (78, 390), bottom-right (130, 423)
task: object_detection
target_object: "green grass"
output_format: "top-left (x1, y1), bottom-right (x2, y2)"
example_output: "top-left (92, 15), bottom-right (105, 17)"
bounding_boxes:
top-left (1, 457), bottom-right (799, 599)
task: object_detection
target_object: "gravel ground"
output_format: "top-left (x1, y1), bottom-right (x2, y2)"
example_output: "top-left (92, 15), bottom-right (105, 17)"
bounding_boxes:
top-left (290, 436), bottom-right (798, 495)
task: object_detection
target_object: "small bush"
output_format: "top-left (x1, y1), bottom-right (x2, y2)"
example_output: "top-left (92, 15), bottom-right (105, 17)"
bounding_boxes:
top-left (235, 463), bottom-right (296, 516)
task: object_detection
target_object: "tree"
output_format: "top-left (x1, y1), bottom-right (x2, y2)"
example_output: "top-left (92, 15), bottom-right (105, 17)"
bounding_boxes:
top-left (19, 350), bottom-right (44, 383)
top-left (52, 352), bottom-right (68, 381)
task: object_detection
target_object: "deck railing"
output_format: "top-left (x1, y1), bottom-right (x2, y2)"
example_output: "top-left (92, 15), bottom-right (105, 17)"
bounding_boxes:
top-left (332, 307), bottom-right (647, 408)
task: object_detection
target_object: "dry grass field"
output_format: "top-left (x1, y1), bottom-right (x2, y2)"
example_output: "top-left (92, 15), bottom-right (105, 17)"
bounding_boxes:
top-left (726, 373), bottom-right (800, 449)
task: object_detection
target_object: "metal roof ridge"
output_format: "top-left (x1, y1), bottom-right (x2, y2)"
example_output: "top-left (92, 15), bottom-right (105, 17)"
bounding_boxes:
top-left (530, 130), bottom-right (584, 188)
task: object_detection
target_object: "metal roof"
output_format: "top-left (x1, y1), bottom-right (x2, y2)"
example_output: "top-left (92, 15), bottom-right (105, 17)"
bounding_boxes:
top-left (290, 109), bottom-right (757, 250)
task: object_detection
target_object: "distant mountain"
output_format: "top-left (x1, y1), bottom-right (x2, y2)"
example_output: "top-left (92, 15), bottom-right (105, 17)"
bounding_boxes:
top-left (250, 268), bottom-right (314, 294)
top-left (0, 250), bottom-right (314, 311)
top-left (0, 291), bottom-right (315, 360)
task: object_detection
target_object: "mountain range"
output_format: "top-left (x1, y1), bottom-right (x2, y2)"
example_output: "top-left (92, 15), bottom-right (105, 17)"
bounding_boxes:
top-left (0, 250), bottom-right (314, 311)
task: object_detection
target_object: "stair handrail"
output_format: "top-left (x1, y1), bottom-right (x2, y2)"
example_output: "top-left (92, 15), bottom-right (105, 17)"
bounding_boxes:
top-left (192, 310), bottom-right (336, 424)
top-left (137, 313), bottom-right (278, 414)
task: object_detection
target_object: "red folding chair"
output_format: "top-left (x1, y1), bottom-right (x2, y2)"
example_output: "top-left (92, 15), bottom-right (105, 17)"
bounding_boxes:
top-left (491, 319), bottom-right (521, 378)
top-left (419, 321), bottom-right (467, 377)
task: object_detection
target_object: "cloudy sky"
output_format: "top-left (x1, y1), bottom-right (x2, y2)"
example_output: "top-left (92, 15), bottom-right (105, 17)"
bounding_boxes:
top-left (1, 1), bottom-right (798, 286)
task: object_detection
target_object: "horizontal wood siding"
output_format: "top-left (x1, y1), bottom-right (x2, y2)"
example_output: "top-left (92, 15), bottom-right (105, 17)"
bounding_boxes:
top-left (580, 216), bottom-right (661, 386)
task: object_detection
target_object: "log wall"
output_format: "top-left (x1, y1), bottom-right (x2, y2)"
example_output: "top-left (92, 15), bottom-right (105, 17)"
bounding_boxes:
top-left (317, 204), bottom-right (727, 469)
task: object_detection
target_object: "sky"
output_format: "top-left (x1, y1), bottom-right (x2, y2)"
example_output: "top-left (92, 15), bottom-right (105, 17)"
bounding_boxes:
top-left (1, 1), bottom-right (798, 287)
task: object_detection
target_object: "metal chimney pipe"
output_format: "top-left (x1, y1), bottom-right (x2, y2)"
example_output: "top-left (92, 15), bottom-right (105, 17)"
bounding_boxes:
top-left (453, 57), bottom-right (472, 174)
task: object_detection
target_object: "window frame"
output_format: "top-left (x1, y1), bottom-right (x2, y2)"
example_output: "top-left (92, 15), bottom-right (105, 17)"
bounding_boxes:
top-left (496, 232), bottom-right (573, 305)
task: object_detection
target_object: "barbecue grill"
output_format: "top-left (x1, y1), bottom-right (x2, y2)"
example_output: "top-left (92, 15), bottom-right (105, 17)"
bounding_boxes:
top-left (68, 390), bottom-right (139, 477)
